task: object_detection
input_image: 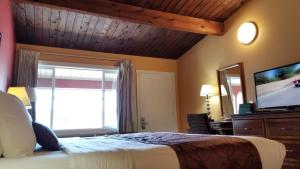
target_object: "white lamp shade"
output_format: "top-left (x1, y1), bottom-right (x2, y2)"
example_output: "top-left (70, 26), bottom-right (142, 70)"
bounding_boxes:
top-left (200, 85), bottom-right (215, 96)
top-left (7, 87), bottom-right (31, 107)
top-left (220, 85), bottom-right (228, 96)
top-left (237, 22), bottom-right (258, 45)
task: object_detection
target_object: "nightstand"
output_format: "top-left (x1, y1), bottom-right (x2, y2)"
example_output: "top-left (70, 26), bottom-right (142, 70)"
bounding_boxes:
top-left (210, 120), bottom-right (233, 135)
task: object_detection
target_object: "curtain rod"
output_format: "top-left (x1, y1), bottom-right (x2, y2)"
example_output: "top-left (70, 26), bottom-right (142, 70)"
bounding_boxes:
top-left (39, 51), bottom-right (123, 62)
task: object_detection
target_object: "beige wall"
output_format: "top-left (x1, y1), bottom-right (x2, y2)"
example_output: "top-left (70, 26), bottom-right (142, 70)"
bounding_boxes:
top-left (16, 43), bottom-right (181, 129)
top-left (178, 0), bottom-right (300, 131)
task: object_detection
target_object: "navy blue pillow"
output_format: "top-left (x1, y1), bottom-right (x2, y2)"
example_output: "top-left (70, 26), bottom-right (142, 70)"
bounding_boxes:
top-left (32, 122), bottom-right (60, 151)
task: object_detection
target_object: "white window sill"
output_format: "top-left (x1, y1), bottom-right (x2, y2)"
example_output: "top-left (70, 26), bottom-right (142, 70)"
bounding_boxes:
top-left (55, 127), bottom-right (118, 138)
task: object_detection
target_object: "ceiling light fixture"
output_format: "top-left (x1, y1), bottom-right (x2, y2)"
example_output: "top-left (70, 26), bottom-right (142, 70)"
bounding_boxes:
top-left (237, 22), bottom-right (258, 45)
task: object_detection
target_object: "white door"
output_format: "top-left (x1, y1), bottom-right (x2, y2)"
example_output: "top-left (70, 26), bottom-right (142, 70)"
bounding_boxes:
top-left (137, 71), bottom-right (177, 132)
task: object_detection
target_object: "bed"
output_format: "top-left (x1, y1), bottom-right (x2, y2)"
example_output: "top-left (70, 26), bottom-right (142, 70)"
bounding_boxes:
top-left (0, 132), bottom-right (285, 169)
top-left (0, 91), bottom-right (284, 169)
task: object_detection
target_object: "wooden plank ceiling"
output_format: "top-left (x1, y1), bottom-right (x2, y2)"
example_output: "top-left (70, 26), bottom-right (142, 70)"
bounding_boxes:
top-left (13, 0), bottom-right (246, 59)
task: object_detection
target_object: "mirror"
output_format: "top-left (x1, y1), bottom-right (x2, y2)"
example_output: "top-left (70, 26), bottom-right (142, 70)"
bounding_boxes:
top-left (217, 63), bottom-right (247, 118)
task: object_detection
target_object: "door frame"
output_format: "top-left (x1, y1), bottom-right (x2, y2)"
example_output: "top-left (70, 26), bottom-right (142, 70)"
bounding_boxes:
top-left (136, 70), bottom-right (177, 132)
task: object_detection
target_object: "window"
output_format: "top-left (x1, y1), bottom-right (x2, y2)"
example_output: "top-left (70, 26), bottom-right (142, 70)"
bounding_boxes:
top-left (227, 76), bottom-right (243, 114)
top-left (36, 62), bottom-right (118, 135)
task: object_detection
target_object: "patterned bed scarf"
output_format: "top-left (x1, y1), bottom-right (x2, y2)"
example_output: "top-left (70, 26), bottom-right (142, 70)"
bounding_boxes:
top-left (110, 132), bottom-right (262, 169)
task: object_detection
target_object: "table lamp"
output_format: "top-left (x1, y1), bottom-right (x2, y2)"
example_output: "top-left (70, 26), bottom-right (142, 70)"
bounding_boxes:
top-left (7, 87), bottom-right (31, 108)
top-left (200, 84), bottom-right (215, 118)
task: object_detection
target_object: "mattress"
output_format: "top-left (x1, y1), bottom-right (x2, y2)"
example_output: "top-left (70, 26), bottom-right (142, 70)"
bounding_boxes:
top-left (0, 135), bottom-right (285, 169)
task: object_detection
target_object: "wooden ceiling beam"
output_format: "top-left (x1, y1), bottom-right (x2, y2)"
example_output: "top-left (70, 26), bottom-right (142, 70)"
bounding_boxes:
top-left (16, 0), bottom-right (224, 35)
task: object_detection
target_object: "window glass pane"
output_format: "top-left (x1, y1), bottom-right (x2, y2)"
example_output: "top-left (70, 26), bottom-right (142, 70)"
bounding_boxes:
top-left (53, 88), bottom-right (103, 130)
top-left (53, 68), bottom-right (104, 130)
top-left (104, 72), bottom-right (118, 128)
top-left (36, 64), bottom-right (119, 132)
top-left (36, 68), bottom-right (53, 128)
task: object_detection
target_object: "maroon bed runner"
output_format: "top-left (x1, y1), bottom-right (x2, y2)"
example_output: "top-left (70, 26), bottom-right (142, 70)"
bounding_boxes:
top-left (110, 132), bottom-right (262, 169)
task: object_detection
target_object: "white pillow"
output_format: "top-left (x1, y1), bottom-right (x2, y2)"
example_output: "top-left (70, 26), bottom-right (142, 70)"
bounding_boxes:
top-left (0, 92), bottom-right (36, 157)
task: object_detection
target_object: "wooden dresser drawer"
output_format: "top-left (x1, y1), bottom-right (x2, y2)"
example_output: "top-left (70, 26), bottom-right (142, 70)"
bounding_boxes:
top-left (279, 140), bottom-right (300, 162)
top-left (283, 163), bottom-right (300, 169)
top-left (266, 118), bottom-right (300, 139)
top-left (233, 119), bottom-right (265, 137)
top-left (283, 161), bottom-right (300, 169)
top-left (277, 140), bottom-right (300, 169)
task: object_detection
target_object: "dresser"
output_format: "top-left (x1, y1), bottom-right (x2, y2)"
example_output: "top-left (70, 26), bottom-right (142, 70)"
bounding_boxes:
top-left (232, 111), bottom-right (300, 169)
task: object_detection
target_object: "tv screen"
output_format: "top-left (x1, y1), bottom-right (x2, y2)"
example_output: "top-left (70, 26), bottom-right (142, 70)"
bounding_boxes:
top-left (254, 62), bottom-right (300, 109)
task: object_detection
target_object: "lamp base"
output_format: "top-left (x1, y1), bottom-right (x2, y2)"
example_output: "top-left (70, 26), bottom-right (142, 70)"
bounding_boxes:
top-left (206, 96), bottom-right (212, 119)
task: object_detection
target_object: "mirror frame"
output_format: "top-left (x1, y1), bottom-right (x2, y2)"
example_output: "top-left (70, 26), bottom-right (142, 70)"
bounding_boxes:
top-left (217, 62), bottom-right (247, 117)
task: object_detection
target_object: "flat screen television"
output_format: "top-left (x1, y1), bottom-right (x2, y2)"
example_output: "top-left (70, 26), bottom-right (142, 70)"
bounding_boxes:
top-left (254, 62), bottom-right (300, 109)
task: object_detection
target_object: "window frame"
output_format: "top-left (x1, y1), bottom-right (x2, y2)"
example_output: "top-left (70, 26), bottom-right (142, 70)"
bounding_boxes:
top-left (37, 61), bottom-right (119, 137)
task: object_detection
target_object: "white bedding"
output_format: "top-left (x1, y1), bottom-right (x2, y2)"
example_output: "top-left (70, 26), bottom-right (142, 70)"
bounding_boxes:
top-left (0, 135), bottom-right (286, 169)
top-left (0, 150), bottom-right (69, 169)
top-left (239, 136), bottom-right (286, 169)
top-left (60, 137), bottom-right (180, 169)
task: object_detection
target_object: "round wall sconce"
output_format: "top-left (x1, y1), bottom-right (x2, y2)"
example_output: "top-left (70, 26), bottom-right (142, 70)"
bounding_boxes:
top-left (237, 22), bottom-right (258, 45)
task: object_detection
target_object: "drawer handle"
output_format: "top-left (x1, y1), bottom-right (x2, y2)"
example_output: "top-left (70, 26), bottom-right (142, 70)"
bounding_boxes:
top-left (244, 128), bottom-right (251, 131)
top-left (280, 127), bottom-right (292, 131)
top-left (286, 149), bottom-right (294, 153)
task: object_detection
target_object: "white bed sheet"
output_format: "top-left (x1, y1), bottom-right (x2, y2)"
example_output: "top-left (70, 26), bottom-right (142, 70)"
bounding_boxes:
top-left (237, 136), bottom-right (286, 169)
top-left (0, 150), bottom-right (69, 169)
top-left (0, 135), bottom-right (286, 169)
top-left (60, 137), bottom-right (180, 169)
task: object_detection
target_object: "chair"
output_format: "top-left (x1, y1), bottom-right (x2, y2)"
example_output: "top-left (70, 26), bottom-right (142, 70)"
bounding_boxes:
top-left (187, 113), bottom-right (213, 134)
